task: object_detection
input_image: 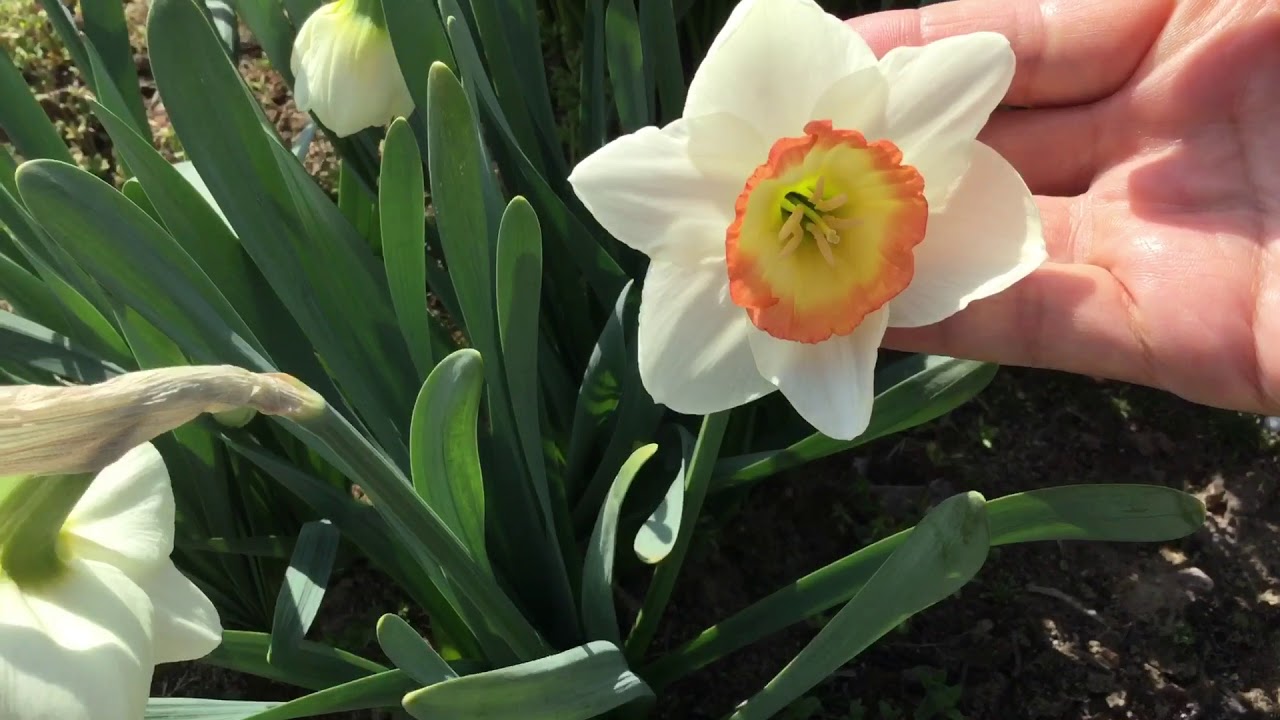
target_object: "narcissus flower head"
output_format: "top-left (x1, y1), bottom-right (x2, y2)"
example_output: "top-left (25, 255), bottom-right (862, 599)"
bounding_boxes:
top-left (290, 0), bottom-right (414, 137)
top-left (569, 0), bottom-right (1046, 440)
top-left (0, 444), bottom-right (222, 720)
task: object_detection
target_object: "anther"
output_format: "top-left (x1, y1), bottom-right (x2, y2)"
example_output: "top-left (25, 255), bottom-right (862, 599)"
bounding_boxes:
top-left (778, 206), bottom-right (804, 243)
top-left (777, 232), bottom-right (803, 259)
top-left (815, 193), bottom-right (847, 212)
top-left (825, 216), bottom-right (862, 230)
top-left (806, 223), bottom-right (837, 267)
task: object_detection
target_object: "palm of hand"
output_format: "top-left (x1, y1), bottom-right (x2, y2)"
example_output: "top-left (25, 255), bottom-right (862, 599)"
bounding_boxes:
top-left (1067, 0), bottom-right (1280, 412)
top-left (854, 0), bottom-right (1280, 414)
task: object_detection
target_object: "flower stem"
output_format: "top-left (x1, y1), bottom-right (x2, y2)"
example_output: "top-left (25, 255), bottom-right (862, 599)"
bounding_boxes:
top-left (623, 411), bottom-right (730, 665)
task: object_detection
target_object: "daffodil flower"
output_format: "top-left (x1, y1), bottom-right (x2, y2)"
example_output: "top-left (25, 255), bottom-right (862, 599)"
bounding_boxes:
top-left (569, 0), bottom-right (1046, 440)
top-left (290, 0), bottom-right (413, 137)
top-left (0, 444), bottom-right (222, 720)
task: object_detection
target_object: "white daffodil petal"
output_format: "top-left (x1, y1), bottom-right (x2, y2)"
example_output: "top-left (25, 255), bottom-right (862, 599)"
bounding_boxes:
top-left (0, 560), bottom-right (154, 720)
top-left (879, 32), bottom-right (1015, 203)
top-left (638, 261), bottom-right (774, 414)
top-left (748, 308), bottom-right (889, 440)
top-left (291, 1), bottom-right (413, 137)
top-left (142, 562), bottom-right (223, 665)
top-left (569, 113), bottom-right (765, 266)
top-left (810, 66), bottom-right (889, 140)
top-left (685, 0), bottom-right (879, 141)
top-left (64, 443), bottom-right (174, 578)
top-left (889, 143), bottom-right (1046, 328)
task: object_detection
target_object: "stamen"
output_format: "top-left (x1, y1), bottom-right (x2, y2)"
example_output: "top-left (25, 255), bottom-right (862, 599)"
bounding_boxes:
top-left (815, 193), bottom-right (847, 212)
top-left (812, 175), bottom-right (826, 199)
top-left (825, 216), bottom-right (862, 230)
top-left (777, 231), bottom-right (803, 259)
top-left (778, 206), bottom-right (804, 243)
top-left (806, 223), bottom-right (837, 267)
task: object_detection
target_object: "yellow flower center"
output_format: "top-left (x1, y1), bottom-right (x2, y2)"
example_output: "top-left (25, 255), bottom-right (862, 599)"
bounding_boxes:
top-left (726, 120), bottom-right (929, 343)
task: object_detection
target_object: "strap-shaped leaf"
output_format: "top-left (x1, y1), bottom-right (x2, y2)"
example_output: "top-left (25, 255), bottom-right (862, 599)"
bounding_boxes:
top-left (646, 484), bottom-right (1206, 687)
top-left (428, 60), bottom-right (578, 646)
top-left (715, 355), bottom-right (997, 488)
top-left (81, 0), bottom-right (148, 132)
top-left (148, 0), bottom-right (417, 454)
top-left (380, 118), bottom-right (447, 376)
top-left (402, 641), bottom-right (654, 720)
top-left (730, 492), bottom-right (991, 719)
top-left (0, 45), bottom-right (74, 164)
top-left (634, 434), bottom-right (687, 565)
top-left (409, 349), bottom-right (489, 570)
top-left (0, 310), bottom-right (123, 383)
top-left (639, 0), bottom-right (685, 123)
top-left (15, 160), bottom-right (273, 371)
top-left (268, 520), bottom-right (341, 664)
top-left (144, 699), bottom-right (280, 719)
top-left (205, 631), bottom-right (386, 691)
top-left (605, 0), bottom-right (650, 131)
top-left (375, 614), bottom-right (458, 687)
top-left (582, 443), bottom-right (658, 644)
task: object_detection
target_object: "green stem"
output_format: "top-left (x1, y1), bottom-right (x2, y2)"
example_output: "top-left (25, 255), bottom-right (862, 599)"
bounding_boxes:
top-left (0, 474), bottom-right (93, 586)
top-left (623, 411), bottom-right (729, 664)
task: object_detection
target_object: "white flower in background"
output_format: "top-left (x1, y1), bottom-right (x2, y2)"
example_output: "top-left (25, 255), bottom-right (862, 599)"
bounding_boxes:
top-left (0, 443), bottom-right (223, 720)
top-left (290, 0), bottom-right (414, 137)
top-left (569, 0), bottom-right (1046, 440)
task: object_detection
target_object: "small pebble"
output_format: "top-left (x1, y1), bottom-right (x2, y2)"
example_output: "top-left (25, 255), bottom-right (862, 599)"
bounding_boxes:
top-left (1177, 566), bottom-right (1215, 599)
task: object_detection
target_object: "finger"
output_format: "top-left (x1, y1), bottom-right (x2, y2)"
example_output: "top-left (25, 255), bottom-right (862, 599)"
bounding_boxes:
top-left (980, 104), bottom-right (1106, 196)
top-left (881, 263), bottom-right (1153, 386)
top-left (847, 0), bottom-right (1174, 107)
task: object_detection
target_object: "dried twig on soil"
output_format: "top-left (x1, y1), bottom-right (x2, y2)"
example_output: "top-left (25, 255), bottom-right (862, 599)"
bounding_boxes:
top-left (1026, 583), bottom-right (1109, 626)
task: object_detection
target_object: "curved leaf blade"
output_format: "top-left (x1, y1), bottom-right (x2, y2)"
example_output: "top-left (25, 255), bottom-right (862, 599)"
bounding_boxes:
top-left (408, 348), bottom-right (489, 569)
top-left (729, 492), bottom-right (991, 720)
top-left (402, 641), bottom-right (653, 720)
top-left (582, 443), bottom-right (658, 645)
top-left (14, 160), bottom-right (272, 370)
top-left (634, 447), bottom-right (684, 565)
top-left (375, 613), bottom-right (458, 687)
top-left (268, 520), bottom-right (341, 664)
top-left (715, 356), bottom-right (998, 488)
top-left (646, 484), bottom-right (1207, 687)
top-left (380, 118), bottom-right (444, 375)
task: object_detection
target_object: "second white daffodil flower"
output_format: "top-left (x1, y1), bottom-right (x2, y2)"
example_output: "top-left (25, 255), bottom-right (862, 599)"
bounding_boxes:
top-left (290, 0), bottom-right (414, 137)
top-left (0, 444), bottom-right (223, 720)
top-left (569, 0), bottom-right (1046, 440)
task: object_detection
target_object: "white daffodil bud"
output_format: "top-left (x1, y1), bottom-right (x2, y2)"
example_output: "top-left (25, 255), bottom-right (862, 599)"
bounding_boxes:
top-left (0, 445), bottom-right (223, 720)
top-left (0, 365), bottom-right (326, 478)
top-left (290, 0), bottom-right (414, 137)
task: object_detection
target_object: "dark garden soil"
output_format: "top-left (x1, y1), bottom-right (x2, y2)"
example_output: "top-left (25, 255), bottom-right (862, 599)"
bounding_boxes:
top-left (649, 368), bottom-right (1280, 720)
top-left (7, 2), bottom-right (1278, 717)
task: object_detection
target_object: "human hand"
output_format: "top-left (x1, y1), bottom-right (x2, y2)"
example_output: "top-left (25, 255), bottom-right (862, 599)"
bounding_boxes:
top-left (849, 0), bottom-right (1280, 415)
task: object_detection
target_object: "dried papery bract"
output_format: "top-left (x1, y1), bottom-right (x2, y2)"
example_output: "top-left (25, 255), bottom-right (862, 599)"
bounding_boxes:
top-left (0, 366), bottom-right (326, 477)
